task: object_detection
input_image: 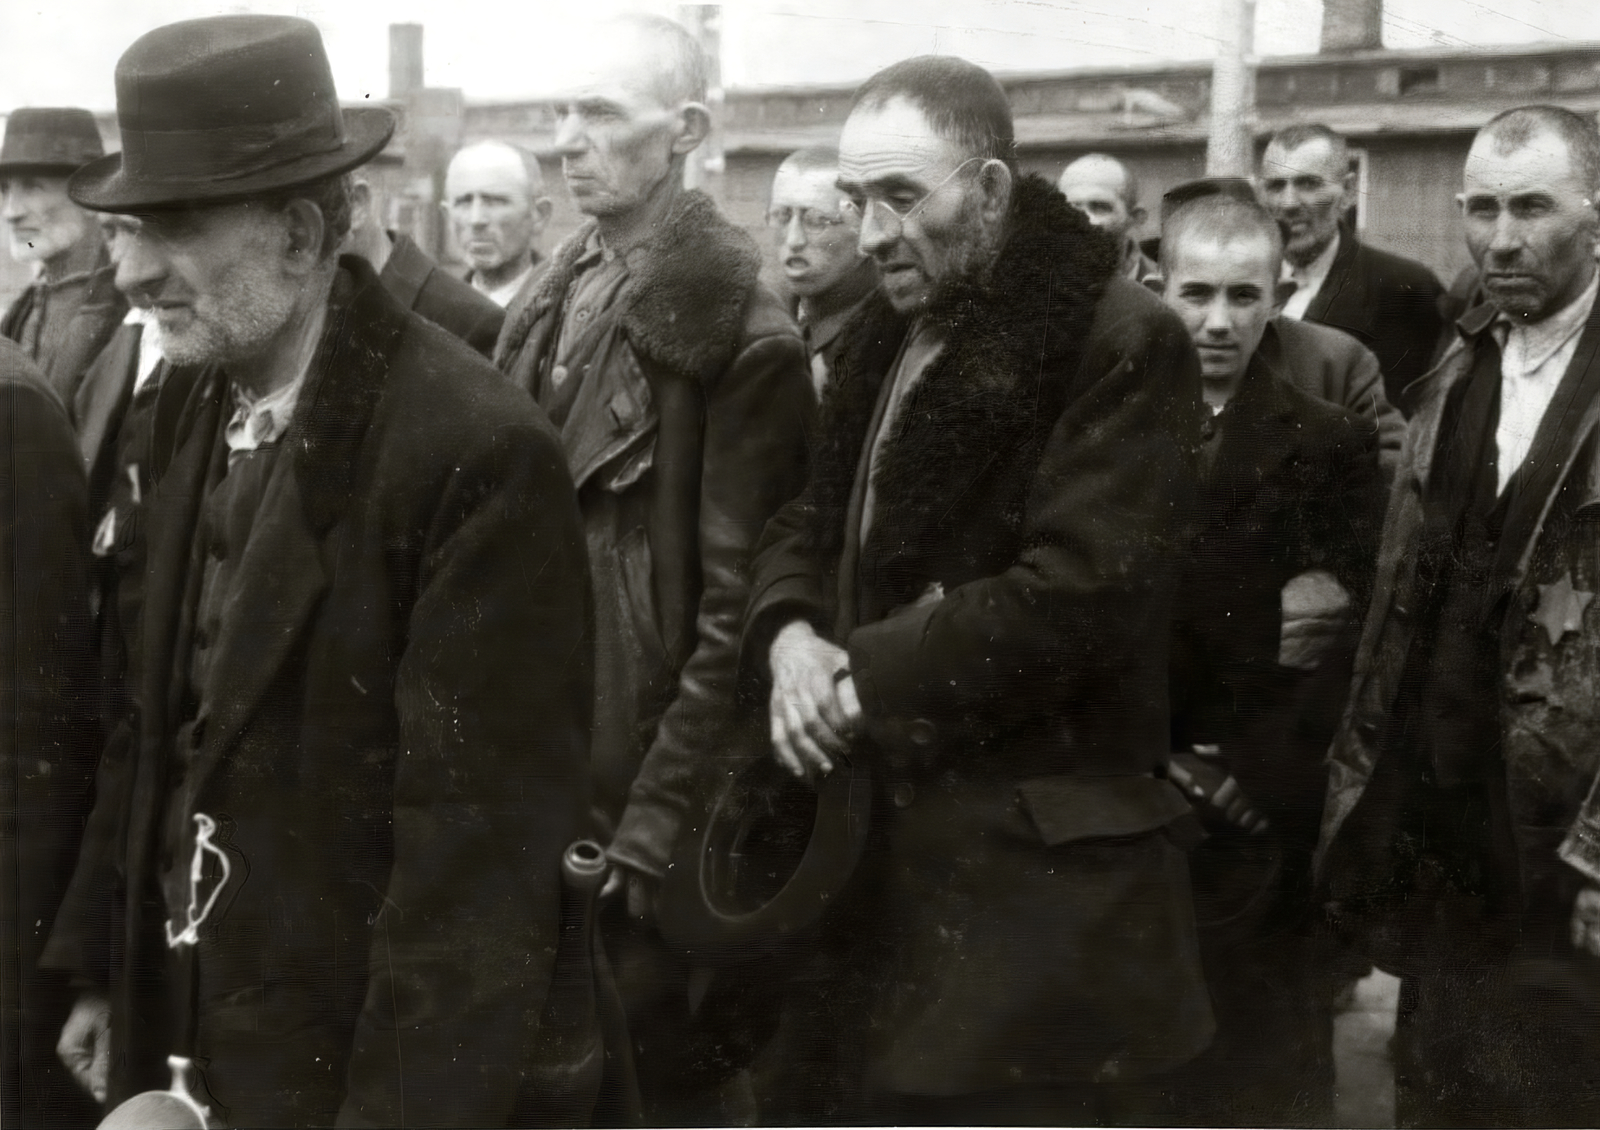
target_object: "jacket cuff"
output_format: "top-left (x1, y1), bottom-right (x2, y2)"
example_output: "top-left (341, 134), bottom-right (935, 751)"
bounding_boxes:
top-left (741, 589), bottom-right (830, 687)
top-left (846, 599), bottom-right (939, 722)
top-left (607, 801), bottom-right (679, 881)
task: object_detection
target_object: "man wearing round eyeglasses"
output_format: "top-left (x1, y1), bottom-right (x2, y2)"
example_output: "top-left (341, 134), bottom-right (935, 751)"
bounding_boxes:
top-left (767, 147), bottom-right (877, 395)
top-left (743, 55), bottom-right (1211, 1124)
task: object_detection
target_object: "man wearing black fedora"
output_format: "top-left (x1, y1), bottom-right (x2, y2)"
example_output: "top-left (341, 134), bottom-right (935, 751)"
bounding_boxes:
top-left (41, 15), bottom-right (595, 1127)
top-left (0, 107), bottom-right (127, 406)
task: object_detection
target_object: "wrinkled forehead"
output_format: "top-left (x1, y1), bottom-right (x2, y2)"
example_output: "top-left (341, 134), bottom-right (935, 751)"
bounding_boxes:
top-left (0, 171), bottom-right (73, 196)
top-left (1168, 230), bottom-right (1278, 285)
top-left (1261, 138), bottom-right (1344, 182)
top-left (546, 27), bottom-right (672, 110)
top-left (838, 96), bottom-right (965, 185)
top-left (771, 166), bottom-right (843, 211)
top-left (1464, 128), bottom-right (1588, 199)
top-left (445, 151), bottom-right (531, 200)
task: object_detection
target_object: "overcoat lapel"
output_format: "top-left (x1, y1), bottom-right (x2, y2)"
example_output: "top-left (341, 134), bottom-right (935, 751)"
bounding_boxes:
top-left (73, 321), bottom-right (140, 472)
top-left (1303, 227), bottom-right (1371, 340)
top-left (1495, 295), bottom-right (1600, 591)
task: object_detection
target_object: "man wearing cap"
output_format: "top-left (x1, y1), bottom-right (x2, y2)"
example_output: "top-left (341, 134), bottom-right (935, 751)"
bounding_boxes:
top-left (1259, 123), bottom-right (1443, 412)
top-left (445, 140), bottom-right (552, 308)
top-left (346, 169), bottom-right (505, 356)
top-left (42, 16), bottom-right (593, 1127)
top-left (741, 55), bottom-right (1210, 1124)
top-left (0, 107), bottom-right (127, 405)
top-left (1155, 188), bottom-right (1385, 1124)
top-left (1059, 152), bottom-right (1157, 283)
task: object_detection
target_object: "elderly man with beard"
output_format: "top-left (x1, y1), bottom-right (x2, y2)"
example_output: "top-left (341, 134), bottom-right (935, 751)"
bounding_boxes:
top-left (1318, 105), bottom-right (1600, 1126)
top-left (0, 108), bottom-right (127, 404)
top-left (43, 16), bottom-right (593, 1127)
top-left (741, 55), bottom-right (1212, 1126)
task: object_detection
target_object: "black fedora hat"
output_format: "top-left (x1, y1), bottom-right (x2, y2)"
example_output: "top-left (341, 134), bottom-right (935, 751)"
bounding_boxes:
top-left (657, 738), bottom-right (873, 960)
top-left (0, 107), bottom-right (105, 175)
top-left (69, 15), bottom-right (394, 212)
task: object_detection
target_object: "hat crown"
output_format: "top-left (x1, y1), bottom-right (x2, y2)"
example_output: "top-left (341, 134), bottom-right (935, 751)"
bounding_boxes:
top-left (0, 107), bottom-right (105, 173)
top-left (115, 15), bottom-right (338, 134)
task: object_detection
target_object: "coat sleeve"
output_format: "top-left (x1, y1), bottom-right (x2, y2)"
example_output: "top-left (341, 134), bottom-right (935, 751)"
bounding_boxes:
top-left (845, 304), bottom-right (1201, 731)
top-left (337, 415), bottom-right (592, 1128)
top-left (1338, 341), bottom-right (1404, 481)
top-left (608, 324), bottom-right (815, 879)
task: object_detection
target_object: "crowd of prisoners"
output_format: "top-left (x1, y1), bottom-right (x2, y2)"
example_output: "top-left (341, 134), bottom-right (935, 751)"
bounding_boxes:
top-left (4, 8), bottom-right (1600, 1129)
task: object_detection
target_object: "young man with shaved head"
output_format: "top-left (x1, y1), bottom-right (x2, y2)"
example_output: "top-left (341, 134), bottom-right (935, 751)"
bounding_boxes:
top-left (1318, 104), bottom-right (1600, 1125)
top-left (742, 54), bottom-right (1211, 1125)
top-left (444, 139), bottom-right (553, 306)
top-left (1059, 151), bottom-right (1155, 282)
top-left (1156, 187), bottom-right (1384, 1125)
top-left (1260, 123), bottom-right (1444, 411)
top-left (768, 145), bottom-right (877, 393)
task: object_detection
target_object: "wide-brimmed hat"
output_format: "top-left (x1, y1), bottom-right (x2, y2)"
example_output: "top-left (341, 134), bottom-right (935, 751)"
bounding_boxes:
top-left (69, 15), bottom-right (394, 212)
top-left (657, 735), bottom-right (873, 960)
top-left (0, 107), bottom-right (105, 176)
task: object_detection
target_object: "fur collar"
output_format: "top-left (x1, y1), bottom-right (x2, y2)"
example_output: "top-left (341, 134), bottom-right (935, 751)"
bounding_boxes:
top-left (494, 188), bottom-right (761, 384)
top-left (802, 174), bottom-right (1121, 581)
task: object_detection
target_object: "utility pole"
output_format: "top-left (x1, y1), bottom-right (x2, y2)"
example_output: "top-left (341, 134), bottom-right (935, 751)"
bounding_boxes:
top-left (1206, 0), bottom-right (1258, 176)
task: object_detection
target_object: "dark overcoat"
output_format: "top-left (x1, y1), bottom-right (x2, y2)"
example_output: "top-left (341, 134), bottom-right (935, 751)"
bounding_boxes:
top-left (495, 190), bottom-right (814, 877)
top-left (43, 258), bottom-right (594, 1127)
top-left (380, 233), bottom-right (506, 358)
top-left (742, 175), bottom-right (1214, 1094)
top-left (0, 243), bottom-right (128, 408)
top-left (1304, 225), bottom-right (1443, 412)
top-left (1, 342), bottom-right (99, 1128)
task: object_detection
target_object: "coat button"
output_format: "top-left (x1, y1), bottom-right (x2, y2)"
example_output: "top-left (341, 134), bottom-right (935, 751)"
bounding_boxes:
top-left (892, 782), bottom-right (916, 808)
top-left (907, 719), bottom-right (936, 747)
top-left (551, 364), bottom-right (570, 386)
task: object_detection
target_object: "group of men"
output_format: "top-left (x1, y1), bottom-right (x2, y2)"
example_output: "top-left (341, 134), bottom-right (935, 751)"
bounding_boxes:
top-left (4, 9), bottom-right (1600, 1130)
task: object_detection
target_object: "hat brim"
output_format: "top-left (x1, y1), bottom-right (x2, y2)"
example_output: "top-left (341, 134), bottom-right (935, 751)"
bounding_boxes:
top-left (657, 739), bottom-right (873, 961)
top-left (67, 105), bottom-right (394, 212)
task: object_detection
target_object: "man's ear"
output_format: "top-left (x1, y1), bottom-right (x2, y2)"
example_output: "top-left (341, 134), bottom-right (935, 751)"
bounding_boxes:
top-left (670, 102), bottom-right (712, 156)
top-left (1273, 279), bottom-right (1298, 312)
top-left (280, 197), bottom-right (328, 274)
top-left (348, 179), bottom-right (373, 232)
top-left (976, 159), bottom-right (1014, 227)
top-left (531, 195), bottom-right (554, 232)
top-left (1130, 204), bottom-right (1149, 232)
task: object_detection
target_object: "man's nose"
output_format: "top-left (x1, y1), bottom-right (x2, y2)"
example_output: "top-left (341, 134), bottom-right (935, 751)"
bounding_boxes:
top-left (553, 111), bottom-right (587, 156)
top-left (1487, 212), bottom-right (1526, 258)
top-left (857, 202), bottom-right (897, 257)
top-left (0, 191), bottom-right (21, 221)
top-left (467, 197), bottom-right (489, 226)
top-left (1202, 299), bottom-right (1233, 335)
top-left (783, 214), bottom-right (809, 251)
top-left (114, 229), bottom-right (167, 301)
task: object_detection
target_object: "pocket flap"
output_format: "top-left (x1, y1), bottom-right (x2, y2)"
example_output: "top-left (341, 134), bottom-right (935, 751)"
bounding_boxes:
top-left (1018, 774), bottom-right (1197, 846)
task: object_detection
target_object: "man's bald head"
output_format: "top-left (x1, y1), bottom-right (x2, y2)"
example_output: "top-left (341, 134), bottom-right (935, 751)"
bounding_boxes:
top-left (444, 140), bottom-right (551, 291)
top-left (1058, 153), bottom-right (1144, 240)
top-left (595, 13), bottom-right (708, 110)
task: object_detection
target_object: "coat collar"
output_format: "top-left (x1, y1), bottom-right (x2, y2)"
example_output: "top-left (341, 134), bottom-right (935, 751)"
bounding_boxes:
top-left (1303, 223), bottom-right (1370, 335)
top-left (803, 174), bottom-right (1121, 593)
top-left (146, 256), bottom-right (405, 787)
top-left (378, 232), bottom-right (433, 312)
top-left (494, 189), bottom-right (762, 385)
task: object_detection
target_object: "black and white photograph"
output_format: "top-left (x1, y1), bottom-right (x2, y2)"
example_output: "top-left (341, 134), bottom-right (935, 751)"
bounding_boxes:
top-left (3, 0), bottom-right (1600, 1125)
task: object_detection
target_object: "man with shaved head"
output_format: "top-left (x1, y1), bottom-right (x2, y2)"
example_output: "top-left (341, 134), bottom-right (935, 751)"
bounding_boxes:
top-left (444, 139), bottom-right (552, 306)
top-left (1260, 123), bottom-right (1443, 410)
top-left (495, 13), bottom-right (813, 1121)
top-left (768, 145), bottom-right (877, 393)
top-left (1059, 152), bottom-right (1155, 282)
top-left (1318, 105), bottom-right (1600, 1125)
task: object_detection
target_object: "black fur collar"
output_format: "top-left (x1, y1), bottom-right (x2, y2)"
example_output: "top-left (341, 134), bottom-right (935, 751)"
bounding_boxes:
top-left (803, 174), bottom-right (1121, 583)
top-left (494, 188), bottom-right (762, 384)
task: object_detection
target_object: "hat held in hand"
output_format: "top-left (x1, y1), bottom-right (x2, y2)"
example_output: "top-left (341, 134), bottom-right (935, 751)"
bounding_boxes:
top-left (0, 108), bottom-right (105, 175)
top-left (70, 15), bottom-right (394, 212)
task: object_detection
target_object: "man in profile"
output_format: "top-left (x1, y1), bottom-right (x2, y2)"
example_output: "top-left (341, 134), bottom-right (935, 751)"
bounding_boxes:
top-left (1059, 152), bottom-right (1156, 282)
top-left (47, 17), bottom-right (592, 1125)
top-left (0, 107), bottom-right (126, 403)
top-left (1260, 123), bottom-right (1443, 410)
top-left (445, 139), bottom-right (552, 307)
top-left (769, 146), bottom-right (878, 394)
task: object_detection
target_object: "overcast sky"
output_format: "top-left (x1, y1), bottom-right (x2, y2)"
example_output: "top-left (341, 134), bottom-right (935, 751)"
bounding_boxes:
top-left (3, 0), bottom-right (1597, 112)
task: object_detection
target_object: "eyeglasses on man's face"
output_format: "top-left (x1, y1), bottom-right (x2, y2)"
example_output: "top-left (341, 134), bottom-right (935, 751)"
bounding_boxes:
top-left (766, 205), bottom-right (850, 236)
top-left (839, 157), bottom-right (985, 238)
